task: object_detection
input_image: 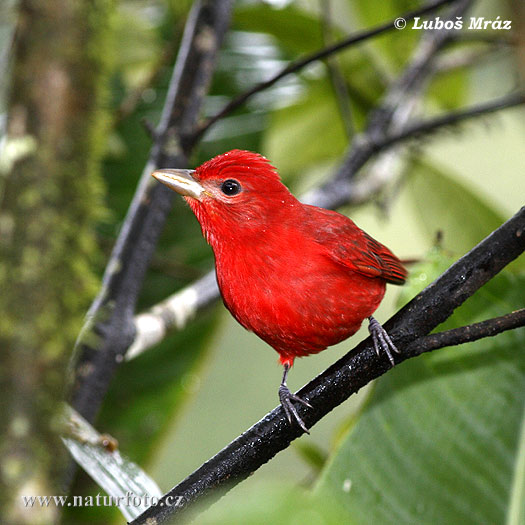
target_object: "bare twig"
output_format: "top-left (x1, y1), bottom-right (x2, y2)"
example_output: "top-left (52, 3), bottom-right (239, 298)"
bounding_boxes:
top-left (378, 91), bottom-right (525, 150)
top-left (131, 207), bottom-right (525, 524)
top-left (406, 308), bottom-right (525, 355)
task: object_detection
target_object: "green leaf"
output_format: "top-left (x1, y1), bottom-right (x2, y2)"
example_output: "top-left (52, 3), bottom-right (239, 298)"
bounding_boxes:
top-left (315, 268), bottom-right (525, 524)
top-left (233, 5), bottom-right (324, 55)
top-left (114, 5), bottom-right (162, 89)
top-left (407, 159), bottom-right (505, 255)
top-left (294, 441), bottom-right (329, 473)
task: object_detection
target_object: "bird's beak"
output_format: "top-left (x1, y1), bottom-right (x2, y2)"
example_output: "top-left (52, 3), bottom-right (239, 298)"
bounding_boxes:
top-left (151, 168), bottom-right (204, 200)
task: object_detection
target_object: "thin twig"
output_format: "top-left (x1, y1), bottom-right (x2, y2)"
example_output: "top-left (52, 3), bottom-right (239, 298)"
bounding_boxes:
top-left (408, 308), bottom-right (525, 354)
top-left (131, 207), bottom-right (525, 524)
top-left (378, 91), bottom-right (525, 150)
top-left (344, 90), bottom-right (525, 205)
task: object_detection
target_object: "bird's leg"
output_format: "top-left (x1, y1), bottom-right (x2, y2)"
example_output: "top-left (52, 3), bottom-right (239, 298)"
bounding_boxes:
top-left (368, 316), bottom-right (400, 366)
top-left (278, 364), bottom-right (312, 434)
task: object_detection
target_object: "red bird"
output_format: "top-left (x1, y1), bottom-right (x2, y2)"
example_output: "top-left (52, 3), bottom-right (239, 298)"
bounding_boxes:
top-left (153, 150), bottom-right (406, 432)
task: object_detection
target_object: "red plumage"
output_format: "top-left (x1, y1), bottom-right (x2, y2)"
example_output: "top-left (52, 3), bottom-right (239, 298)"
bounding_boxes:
top-left (153, 149), bottom-right (407, 431)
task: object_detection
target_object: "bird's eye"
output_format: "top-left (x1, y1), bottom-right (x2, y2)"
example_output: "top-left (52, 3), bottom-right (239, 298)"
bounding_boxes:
top-left (220, 179), bottom-right (242, 196)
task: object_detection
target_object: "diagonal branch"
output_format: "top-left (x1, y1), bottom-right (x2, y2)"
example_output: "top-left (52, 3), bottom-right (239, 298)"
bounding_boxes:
top-left (68, 0), bottom-right (233, 424)
top-left (130, 207), bottom-right (525, 525)
top-left (378, 91), bottom-right (525, 150)
top-left (340, 90), bottom-right (525, 205)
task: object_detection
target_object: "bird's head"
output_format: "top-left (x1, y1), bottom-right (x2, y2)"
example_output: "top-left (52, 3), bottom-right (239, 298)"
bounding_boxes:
top-left (152, 150), bottom-right (297, 244)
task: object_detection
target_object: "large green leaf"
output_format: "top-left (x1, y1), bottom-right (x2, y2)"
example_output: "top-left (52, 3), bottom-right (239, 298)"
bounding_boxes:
top-left (315, 266), bottom-right (525, 524)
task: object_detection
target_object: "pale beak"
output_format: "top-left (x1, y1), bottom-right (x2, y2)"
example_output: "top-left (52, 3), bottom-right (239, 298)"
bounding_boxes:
top-left (151, 168), bottom-right (204, 200)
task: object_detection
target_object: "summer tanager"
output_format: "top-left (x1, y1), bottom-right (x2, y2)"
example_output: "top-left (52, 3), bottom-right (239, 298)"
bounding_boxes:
top-left (152, 150), bottom-right (406, 432)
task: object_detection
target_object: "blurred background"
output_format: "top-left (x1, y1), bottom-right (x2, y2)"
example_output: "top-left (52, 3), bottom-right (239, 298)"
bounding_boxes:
top-left (1, 0), bottom-right (524, 523)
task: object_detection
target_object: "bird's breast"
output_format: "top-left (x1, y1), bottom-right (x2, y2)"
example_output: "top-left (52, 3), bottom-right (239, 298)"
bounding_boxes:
top-left (213, 234), bottom-right (386, 356)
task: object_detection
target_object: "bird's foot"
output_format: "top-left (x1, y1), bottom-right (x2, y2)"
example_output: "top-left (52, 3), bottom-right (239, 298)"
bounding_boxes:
top-left (368, 316), bottom-right (400, 367)
top-left (278, 384), bottom-right (312, 434)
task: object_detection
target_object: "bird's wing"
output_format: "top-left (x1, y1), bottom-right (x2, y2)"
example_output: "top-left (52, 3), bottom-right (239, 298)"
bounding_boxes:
top-left (307, 206), bottom-right (407, 285)
top-left (351, 231), bottom-right (407, 285)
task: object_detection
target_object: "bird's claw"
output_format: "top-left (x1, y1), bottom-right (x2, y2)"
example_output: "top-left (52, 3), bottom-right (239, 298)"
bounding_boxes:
top-left (279, 384), bottom-right (312, 434)
top-left (368, 316), bottom-right (400, 367)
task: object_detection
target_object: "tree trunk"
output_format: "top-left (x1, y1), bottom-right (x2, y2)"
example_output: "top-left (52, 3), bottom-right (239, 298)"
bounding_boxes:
top-left (0, 1), bottom-right (113, 523)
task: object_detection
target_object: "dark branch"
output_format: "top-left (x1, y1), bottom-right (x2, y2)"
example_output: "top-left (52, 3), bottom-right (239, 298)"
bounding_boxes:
top-left (188, 0), bottom-right (457, 145)
top-left (379, 91), bottom-right (525, 150)
top-left (69, 0), bottom-right (233, 423)
top-left (408, 308), bottom-right (525, 355)
top-left (131, 207), bottom-right (525, 524)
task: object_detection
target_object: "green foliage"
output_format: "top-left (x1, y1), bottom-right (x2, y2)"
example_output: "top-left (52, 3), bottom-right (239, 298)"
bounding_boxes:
top-left (351, 0), bottom-right (420, 70)
top-left (314, 268), bottom-right (525, 524)
top-left (426, 66), bottom-right (467, 110)
top-left (407, 159), bottom-right (505, 255)
top-left (234, 5), bottom-right (324, 55)
top-left (263, 81), bottom-right (348, 176)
